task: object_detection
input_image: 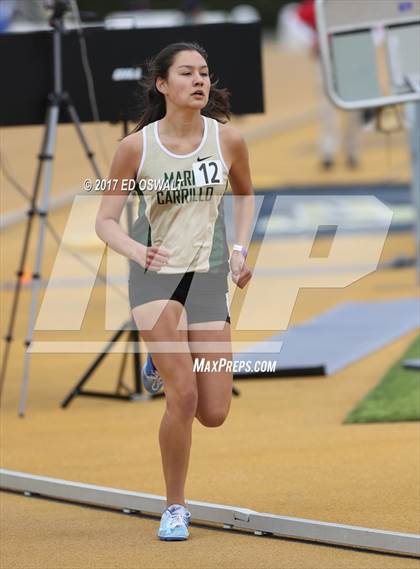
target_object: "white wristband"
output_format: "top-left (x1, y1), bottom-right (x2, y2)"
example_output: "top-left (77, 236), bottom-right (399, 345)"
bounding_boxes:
top-left (232, 244), bottom-right (248, 258)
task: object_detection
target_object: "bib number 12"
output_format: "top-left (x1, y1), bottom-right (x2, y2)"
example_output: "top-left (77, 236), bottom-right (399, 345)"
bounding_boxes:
top-left (193, 159), bottom-right (222, 186)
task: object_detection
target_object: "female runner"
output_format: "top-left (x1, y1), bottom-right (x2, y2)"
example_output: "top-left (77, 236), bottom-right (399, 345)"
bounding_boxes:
top-left (96, 42), bottom-right (254, 541)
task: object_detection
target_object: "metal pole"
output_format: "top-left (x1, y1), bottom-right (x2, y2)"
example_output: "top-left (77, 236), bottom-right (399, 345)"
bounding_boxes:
top-left (409, 102), bottom-right (420, 283)
top-left (0, 117), bottom-right (52, 401)
top-left (18, 103), bottom-right (59, 417)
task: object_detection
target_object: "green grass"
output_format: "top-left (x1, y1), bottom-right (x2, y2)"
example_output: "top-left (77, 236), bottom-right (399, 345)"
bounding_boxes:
top-left (344, 335), bottom-right (420, 424)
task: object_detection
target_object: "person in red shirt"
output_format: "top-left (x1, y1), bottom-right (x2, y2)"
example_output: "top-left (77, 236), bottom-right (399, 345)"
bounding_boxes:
top-left (297, 0), bottom-right (316, 33)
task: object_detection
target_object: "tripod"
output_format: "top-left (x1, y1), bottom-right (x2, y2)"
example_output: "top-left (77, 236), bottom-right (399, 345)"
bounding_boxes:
top-left (0, 2), bottom-right (103, 415)
top-left (61, 319), bottom-right (146, 408)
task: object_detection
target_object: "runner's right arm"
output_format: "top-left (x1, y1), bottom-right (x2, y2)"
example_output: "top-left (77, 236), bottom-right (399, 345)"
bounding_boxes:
top-left (95, 133), bottom-right (169, 271)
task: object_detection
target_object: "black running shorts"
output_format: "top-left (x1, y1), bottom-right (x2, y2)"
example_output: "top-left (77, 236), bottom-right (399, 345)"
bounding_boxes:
top-left (128, 261), bottom-right (231, 325)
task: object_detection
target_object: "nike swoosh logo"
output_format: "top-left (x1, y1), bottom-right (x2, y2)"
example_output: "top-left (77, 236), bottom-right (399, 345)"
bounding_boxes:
top-left (197, 156), bottom-right (212, 162)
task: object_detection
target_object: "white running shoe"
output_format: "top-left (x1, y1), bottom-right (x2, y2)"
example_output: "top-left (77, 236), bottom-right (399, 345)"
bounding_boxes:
top-left (157, 504), bottom-right (192, 541)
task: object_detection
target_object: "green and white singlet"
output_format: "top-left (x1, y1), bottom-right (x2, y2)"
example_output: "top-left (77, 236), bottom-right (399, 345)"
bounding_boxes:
top-left (131, 115), bottom-right (230, 275)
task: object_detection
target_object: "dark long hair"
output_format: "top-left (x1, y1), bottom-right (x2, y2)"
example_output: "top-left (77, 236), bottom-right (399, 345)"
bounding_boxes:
top-left (131, 42), bottom-right (231, 133)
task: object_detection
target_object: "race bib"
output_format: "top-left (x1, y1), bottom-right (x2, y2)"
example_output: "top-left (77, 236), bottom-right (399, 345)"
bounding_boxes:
top-left (192, 159), bottom-right (223, 187)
